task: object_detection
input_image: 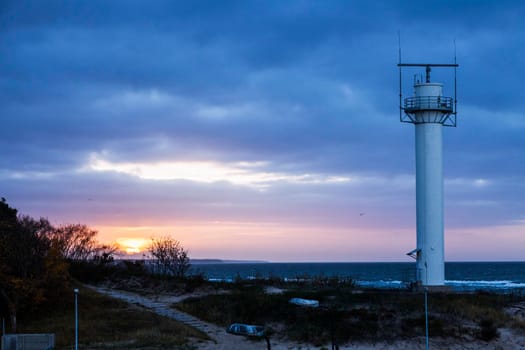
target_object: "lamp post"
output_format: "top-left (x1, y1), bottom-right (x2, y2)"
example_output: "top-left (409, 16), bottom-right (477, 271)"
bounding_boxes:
top-left (425, 287), bottom-right (429, 350)
top-left (74, 288), bottom-right (79, 350)
top-left (424, 262), bottom-right (429, 350)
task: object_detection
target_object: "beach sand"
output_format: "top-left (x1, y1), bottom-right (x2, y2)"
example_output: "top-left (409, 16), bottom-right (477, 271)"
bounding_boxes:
top-left (193, 329), bottom-right (525, 350)
top-left (193, 330), bottom-right (525, 350)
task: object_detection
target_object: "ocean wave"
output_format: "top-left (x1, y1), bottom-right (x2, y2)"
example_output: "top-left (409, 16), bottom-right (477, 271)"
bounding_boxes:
top-left (446, 280), bottom-right (525, 289)
top-left (352, 280), bottom-right (525, 290)
top-left (207, 278), bottom-right (234, 283)
top-left (356, 280), bottom-right (406, 288)
top-left (204, 277), bottom-right (525, 291)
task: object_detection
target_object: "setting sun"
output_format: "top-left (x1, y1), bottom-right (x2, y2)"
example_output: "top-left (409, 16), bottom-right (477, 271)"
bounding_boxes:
top-left (116, 237), bottom-right (150, 254)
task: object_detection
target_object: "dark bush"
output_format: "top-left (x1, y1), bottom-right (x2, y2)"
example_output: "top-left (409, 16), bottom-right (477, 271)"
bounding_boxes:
top-left (183, 273), bottom-right (207, 292)
top-left (479, 319), bottom-right (499, 341)
top-left (69, 260), bottom-right (118, 283)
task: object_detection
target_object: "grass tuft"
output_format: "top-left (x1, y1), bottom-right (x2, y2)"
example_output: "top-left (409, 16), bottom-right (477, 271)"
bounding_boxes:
top-left (17, 285), bottom-right (207, 349)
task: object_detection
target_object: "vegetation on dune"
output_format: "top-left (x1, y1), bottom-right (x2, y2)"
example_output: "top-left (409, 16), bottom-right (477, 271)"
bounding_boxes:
top-left (0, 199), bottom-right (70, 332)
top-left (18, 286), bottom-right (206, 349)
top-left (0, 198), bottom-right (121, 332)
top-left (176, 281), bottom-right (525, 346)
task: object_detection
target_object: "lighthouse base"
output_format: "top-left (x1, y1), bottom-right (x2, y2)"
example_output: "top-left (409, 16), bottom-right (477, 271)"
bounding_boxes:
top-left (409, 281), bottom-right (452, 293)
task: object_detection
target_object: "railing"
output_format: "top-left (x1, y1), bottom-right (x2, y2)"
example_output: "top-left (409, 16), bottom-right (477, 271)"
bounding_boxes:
top-left (404, 96), bottom-right (454, 112)
top-left (2, 334), bottom-right (55, 350)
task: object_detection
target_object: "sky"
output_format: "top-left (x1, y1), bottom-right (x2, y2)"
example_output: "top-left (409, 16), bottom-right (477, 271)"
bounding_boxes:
top-left (2, 0), bottom-right (525, 262)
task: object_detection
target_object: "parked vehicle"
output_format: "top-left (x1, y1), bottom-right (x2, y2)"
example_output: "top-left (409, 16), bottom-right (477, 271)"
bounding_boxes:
top-left (289, 297), bottom-right (319, 308)
top-left (226, 323), bottom-right (265, 337)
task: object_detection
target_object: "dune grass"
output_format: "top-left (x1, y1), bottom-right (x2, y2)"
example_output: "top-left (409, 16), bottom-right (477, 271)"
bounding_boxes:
top-left (17, 286), bottom-right (208, 350)
top-left (175, 284), bottom-right (525, 345)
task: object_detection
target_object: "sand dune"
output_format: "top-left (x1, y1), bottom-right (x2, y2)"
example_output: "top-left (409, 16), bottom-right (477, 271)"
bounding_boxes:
top-left (90, 285), bottom-right (525, 350)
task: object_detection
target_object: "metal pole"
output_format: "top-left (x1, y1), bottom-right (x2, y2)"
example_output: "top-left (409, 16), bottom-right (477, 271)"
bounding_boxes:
top-left (424, 261), bottom-right (429, 350)
top-left (74, 289), bottom-right (79, 350)
top-left (425, 288), bottom-right (429, 350)
top-left (454, 41), bottom-right (458, 126)
top-left (264, 335), bottom-right (271, 350)
top-left (398, 31), bottom-right (403, 123)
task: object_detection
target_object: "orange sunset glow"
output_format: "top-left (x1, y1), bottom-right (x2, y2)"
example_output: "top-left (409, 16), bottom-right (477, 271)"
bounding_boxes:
top-left (116, 237), bottom-right (150, 254)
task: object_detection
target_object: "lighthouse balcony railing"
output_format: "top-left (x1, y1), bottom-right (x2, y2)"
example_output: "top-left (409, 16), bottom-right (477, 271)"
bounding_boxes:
top-left (403, 96), bottom-right (454, 113)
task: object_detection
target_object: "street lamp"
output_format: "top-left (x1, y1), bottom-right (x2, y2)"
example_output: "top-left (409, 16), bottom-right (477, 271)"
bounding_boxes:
top-left (74, 288), bottom-right (79, 350)
top-left (424, 262), bottom-right (429, 350)
top-left (425, 287), bottom-right (429, 350)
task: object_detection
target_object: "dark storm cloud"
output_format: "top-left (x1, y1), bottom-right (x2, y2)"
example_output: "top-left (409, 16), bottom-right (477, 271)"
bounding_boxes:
top-left (1, 0), bottom-right (524, 231)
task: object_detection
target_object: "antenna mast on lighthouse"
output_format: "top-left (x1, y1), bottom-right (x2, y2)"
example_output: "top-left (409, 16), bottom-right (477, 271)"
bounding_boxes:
top-left (398, 56), bottom-right (458, 287)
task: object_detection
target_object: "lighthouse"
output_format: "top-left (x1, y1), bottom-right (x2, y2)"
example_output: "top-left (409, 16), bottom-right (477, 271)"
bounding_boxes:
top-left (399, 63), bottom-right (458, 286)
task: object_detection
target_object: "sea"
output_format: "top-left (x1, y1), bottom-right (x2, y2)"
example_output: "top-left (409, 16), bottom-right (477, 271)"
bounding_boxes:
top-left (188, 262), bottom-right (525, 293)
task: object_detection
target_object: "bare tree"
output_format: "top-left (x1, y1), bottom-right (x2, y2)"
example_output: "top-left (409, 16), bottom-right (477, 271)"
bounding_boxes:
top-left (48, 223), bottom-right (99, 261)
top-left (148, 236), bottom-right (190, 278)
top-left (91, 243), bottom-right (120, 263)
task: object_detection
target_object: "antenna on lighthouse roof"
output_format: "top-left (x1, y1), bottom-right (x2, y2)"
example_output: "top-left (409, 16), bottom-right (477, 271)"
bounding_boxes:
top-left (398, 56), bottom-right (459, 127)
top-left (454, 39), bottom-right (458, 126)
top-left (398, 31), bottom-right (403, 123)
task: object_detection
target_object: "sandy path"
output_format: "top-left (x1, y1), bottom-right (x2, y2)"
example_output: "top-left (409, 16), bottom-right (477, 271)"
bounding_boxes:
top-left (89, 286), bottom-right (276, 349)
top-left (89, 286), bottom-right (525, 350)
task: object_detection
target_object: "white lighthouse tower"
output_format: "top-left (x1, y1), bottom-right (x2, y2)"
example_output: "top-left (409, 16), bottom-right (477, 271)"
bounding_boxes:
top-left (399, 63), bottom-right (458, 286)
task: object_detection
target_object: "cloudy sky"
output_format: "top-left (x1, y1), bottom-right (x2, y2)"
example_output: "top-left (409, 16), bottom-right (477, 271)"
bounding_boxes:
top-left (2, 0), bottom-right (524, 261)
